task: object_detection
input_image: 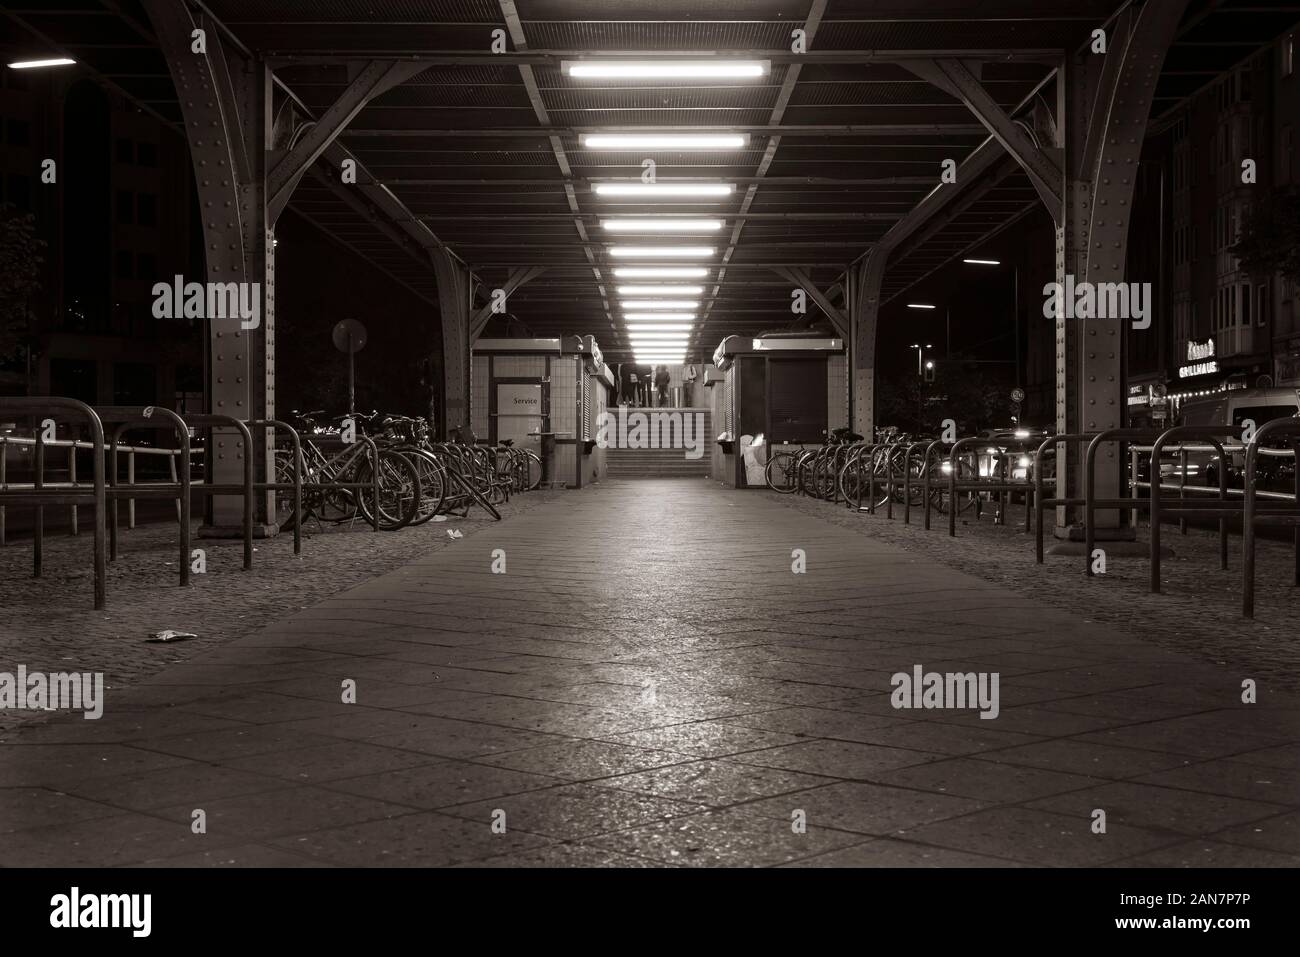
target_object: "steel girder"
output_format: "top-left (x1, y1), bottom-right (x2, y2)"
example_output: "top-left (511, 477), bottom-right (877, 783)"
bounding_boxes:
top-left (469, 266), bottom-right (547, 341)
top-left (771, 267), bottom-right (848, 339)
top-left (266, 59), bottom-right (428, 225)
top-left (902, 58), bottom-right (1064, 212)
top-left (851, 249), bottom-right (890, 437)
top-left (1054, 0), bottom-right (1190, 534)
top-left (142, 0), bottom-right (277, 531)
top-left (431, 248), bottom-right (473, 438)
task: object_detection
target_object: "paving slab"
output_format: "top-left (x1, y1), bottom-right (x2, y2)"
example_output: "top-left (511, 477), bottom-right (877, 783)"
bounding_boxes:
top-left (2, 479), bottom-right (1297, 867)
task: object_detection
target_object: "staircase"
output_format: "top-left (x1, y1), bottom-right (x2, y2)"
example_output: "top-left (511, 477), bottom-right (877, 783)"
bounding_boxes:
top-left (605, 408), bottom-right (712, 479)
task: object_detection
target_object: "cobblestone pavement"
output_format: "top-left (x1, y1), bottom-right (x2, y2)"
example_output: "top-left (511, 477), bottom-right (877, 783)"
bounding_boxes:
top-left (0, 492), bottom-right (561, 732)
top-left (772, 490), bottom-right (1300, 693)
top-left (1, 479), bottom-right (1298, 868)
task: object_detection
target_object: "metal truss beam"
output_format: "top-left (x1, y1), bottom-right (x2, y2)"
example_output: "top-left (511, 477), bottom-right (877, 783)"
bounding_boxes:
top-left (497, 0), bottom-right (615, 348)
top-left (902, 58), bottom-right (1064, 212)
top-left (344, 125), bottom-right (988, 139)
top-left (771, 267), bottom-right (848, 338)
top-left (267, 59), bottom-right (426, 224)
top-left (469, 266), bottom-right (547, 340)
top-left (265, 50), bottom-right (1064, 66)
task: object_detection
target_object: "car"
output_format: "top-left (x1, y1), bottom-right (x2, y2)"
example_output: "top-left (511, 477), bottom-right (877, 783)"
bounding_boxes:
top-left (1151, 387), bottom-right (1299, 495)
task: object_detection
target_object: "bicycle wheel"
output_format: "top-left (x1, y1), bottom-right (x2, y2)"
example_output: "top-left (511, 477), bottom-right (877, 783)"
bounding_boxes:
top-left (355, 449), bottom-right (421, 530)
top-left (272, 447), bottom-right (302, 529)
top-left (764, 450), bottom-right (799, 492)
top-left (404, 448), bottom-right (448, 526)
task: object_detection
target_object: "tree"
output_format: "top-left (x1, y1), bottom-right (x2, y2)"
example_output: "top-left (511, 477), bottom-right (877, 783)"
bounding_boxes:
top-left (1231, 187), bottom-right (1300, 283)
top-left (0, 204), bottom-right (47, 390)
top-left (877, 359), bottom-right (1014, 435)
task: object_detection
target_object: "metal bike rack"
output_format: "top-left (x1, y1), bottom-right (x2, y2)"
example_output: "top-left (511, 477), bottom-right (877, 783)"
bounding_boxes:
top-left (922, 438), bottom-right (955, 531)
top-left (1242, 419), bottom-right (1300, 618)
top-left (900, 440), bottom-right (933, 525)
top-left (946, 437), bottom-right (1037, 538)
top-left (99, 407), bottom-right (194, 585)
top-left (1033, 433), bottom-right (1097, 564)
top-left (1148, 426), bottom-right (1234, 592)
top-left (248, 419), bottom-right (303, 556)
top-left (0, 398), bottom-right (107, 608)
top-left (1083, 428), bottom-right (1161, 577)
top-left (185, 413), bottom-right (257, 568)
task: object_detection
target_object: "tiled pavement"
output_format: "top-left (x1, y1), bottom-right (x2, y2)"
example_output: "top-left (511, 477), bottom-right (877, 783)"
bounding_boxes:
top-left (2, 479), bottom-right (1298, 867)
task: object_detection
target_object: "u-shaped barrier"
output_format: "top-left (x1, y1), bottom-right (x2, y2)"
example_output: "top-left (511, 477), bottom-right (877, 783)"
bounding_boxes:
top-left (1242, 419), bottom-right (1300, 618)
top-left (0, 398), bottom-right (108, 608)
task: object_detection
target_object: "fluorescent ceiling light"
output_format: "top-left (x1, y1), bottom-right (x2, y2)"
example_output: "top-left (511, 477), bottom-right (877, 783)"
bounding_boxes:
top-left (609, 246), bottom-right (713, 258)
top-left (8, 57), bottom-right (75, 69)
top-left (615, 285), bottom-right (704, 296)
top-left (581, 133), bottom-right (749, 150)
top-left (963, 258), bottom-right (1001, 265)
top-left (613, 267), bottom-right (709, 279)
top-left (619, 300), bottom-right (701, 310)
top-left (625, 312), bottom-right (695, 322)
top-left (564, 60), bottom-right (768, 80)
top-left (594, 183), bottom-right (735, 198)
top-left (601, 219), bottom-right (723, 233)
top-left (622, 324), bottom-right (693, 332)
top-left (906, 303), bottom-right (937, 310)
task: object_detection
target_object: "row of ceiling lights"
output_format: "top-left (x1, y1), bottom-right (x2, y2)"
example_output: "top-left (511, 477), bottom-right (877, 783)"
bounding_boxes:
top-left (569, 60), bottom-right (769, 365)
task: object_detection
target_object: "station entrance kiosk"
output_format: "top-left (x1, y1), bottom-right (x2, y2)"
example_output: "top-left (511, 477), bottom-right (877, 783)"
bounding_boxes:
top-left (710, 335), bottom-right (848, 488)
top-left (471, 336), bottom-right (613, 488)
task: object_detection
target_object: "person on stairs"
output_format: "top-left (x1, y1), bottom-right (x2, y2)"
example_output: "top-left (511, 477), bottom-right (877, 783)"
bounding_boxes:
top-left (654, 364), bottom-right (671, 408)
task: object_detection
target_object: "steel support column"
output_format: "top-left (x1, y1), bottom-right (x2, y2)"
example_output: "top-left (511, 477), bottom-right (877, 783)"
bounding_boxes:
top-left (431, 248), bottom-right (472, 438)
top-left (1054, 0), bottom-right (1188, 537)
top-left (143, 0), bottom-right (277, 533)
top-left (850, 248), bottom-right (889, 438)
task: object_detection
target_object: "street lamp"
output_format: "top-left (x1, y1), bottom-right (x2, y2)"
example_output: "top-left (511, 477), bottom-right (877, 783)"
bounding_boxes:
top-left (909, 343), bottom-right (932, 376)
top-left (962, 256), bottom-right (1019, 389)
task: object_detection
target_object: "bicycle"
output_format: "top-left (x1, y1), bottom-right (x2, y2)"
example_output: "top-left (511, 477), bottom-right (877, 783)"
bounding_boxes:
top-left (277, 411), bottom-right (420, 531)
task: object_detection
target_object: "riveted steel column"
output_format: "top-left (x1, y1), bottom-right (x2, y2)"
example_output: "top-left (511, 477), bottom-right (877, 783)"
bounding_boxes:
top-left (431, 248), bottom-right (471, 438)
top-left (144, 1), bottom-right (277, 532)
top-left (851, 248), bottom-right (888, 440)
top-left (1055, 0), bottom-right (1189, 535)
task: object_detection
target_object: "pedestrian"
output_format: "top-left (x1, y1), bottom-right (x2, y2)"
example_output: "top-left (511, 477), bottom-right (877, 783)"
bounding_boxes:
top-left (654, 364), bottom-right (670, 407)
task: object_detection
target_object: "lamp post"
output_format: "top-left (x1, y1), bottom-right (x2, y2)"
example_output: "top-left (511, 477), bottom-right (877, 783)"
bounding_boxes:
top-left (909, 343), bottom-right (932, 376)
top-left (962, 257), bottom-right (1019, 389)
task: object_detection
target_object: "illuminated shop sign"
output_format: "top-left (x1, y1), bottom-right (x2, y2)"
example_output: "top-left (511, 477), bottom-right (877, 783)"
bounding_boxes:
top-left (1178, 338), bottom-right (1218, 378)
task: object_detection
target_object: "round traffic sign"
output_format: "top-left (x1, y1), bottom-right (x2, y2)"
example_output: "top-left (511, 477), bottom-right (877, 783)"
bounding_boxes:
top-left (1010, 387), bottom-right (1025, 403)
top-left (332, 318), bottom-right (368, 354)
